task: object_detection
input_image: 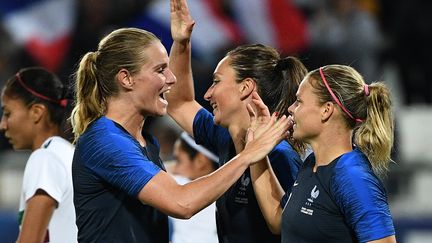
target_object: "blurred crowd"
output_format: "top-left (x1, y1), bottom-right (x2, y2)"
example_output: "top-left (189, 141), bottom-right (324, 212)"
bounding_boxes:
top-left (0, 0), bottom-right (431, 193)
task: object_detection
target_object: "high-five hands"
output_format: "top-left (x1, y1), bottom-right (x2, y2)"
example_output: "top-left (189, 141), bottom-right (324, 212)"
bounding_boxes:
top-left (242, 92), bottom-right (292, 165)
top-left (170, 0), bottom-right (195, 44)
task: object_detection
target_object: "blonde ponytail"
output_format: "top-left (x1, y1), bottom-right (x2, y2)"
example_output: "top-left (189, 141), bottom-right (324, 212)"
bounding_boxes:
top-left (355, 83), bottom-right (394, 176)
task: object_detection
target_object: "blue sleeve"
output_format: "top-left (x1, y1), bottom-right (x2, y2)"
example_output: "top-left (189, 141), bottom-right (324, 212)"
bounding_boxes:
top-left (332, 154), bottom-right (395, 242)
top-left (269, 141), bottom-right (302, 192)
top-left (193, 108), bottom-right (230, 158)
top-left (79, 129), bottom-right (161, 197)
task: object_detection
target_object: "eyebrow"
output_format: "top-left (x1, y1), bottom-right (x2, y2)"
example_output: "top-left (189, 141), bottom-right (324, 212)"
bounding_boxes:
top-left (154, 63), bottom-right (168, 70)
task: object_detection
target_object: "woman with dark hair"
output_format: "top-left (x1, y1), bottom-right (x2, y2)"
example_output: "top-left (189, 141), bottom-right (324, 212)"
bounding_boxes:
top-left (0, 67), bottom-right (76, 243)
top-left (167, 0), bottom-right (307, 242)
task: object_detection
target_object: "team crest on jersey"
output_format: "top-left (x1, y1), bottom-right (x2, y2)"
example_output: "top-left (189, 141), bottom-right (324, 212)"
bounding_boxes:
top-left (301, 185), bottom-right (320, 216)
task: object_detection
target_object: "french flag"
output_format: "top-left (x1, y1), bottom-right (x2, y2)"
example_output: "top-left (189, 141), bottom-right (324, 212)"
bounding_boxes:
top-left (231, 0), bottom-right (309, 54)
top-left (0, 0), bottom-right (75, 71)
top-left (130, 0), bottom-right (243, 60)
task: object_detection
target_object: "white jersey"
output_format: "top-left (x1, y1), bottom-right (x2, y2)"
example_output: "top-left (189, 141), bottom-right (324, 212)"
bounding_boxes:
top-left (19, 136), bottom-right (77, 243)
top-left (170, 175), bottom-right (219, 243)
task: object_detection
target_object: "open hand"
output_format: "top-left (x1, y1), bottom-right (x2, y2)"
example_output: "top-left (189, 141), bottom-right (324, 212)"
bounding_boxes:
top-left (170, 0), bottom-right (195, 43)
top-left (243, 92), bottom-right (292, 165)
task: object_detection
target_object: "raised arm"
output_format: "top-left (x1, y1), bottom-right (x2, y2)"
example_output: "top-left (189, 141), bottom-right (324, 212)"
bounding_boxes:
top-left (139, 100), bottom-right (290, 219)
top-left (166, 0), bottom-right (202, 135)
top-left (247, 92), bottom-right (287, 234)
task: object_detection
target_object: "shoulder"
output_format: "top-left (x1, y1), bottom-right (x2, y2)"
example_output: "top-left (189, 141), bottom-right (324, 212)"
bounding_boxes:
top-left (334, 148), bottom-right (372, 177)
top-left (270, 140), bottom-right (302, 165)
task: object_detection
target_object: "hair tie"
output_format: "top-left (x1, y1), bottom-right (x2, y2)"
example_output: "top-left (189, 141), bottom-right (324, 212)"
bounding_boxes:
top-left (274, 58), bottom-right (289, 73)
top-left (364, 84), bottom-right (370, 96)
top-left (319, 67), bottom-right (363, 123)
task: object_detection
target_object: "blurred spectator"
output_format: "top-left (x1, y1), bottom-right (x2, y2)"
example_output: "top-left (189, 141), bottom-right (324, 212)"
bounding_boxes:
top-left (167, 132), bottom-right (219, 243)
top-left (380, 0), bottom-right (432, 105)
top-left (306, 0), bottom-right (382, 81)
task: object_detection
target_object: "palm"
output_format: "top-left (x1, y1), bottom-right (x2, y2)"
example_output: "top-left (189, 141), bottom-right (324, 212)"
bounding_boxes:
top-left (171, 0), bottom-right (195, 43)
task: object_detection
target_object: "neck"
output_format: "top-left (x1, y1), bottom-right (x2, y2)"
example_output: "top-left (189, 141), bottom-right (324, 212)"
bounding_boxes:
top-left (309, 125), bottom-right (353, 171)
top-left (32, 126), bottom-right (60, 151)
top-left (227, 105), bottom-right (251, 153)
top-left (105, 97), bottom-right (146, 146)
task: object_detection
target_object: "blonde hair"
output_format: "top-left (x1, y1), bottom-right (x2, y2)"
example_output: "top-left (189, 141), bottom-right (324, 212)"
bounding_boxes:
top-left (308, 65), bottom-right (394, 176)
top-left (71, 28), bottom-right (159, 141)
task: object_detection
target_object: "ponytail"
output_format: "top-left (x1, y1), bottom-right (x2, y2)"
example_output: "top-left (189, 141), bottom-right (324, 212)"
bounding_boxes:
top-left (355, 82), bottom-right (394, 176)
top-left (71, 51), bottom-right (106, 141)
top-left (273, 57), bottom-right (308, 154)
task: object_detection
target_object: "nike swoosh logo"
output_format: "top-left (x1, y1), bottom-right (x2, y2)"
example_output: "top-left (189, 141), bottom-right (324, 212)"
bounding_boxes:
top-left (293, 182), bottom-right (299, 186)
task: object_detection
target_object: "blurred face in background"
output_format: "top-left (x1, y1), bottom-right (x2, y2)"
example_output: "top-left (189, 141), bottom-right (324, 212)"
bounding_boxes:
top-left (172, 139), bottom-right (195, 179)
top-left (0, 94), bottom-right (36, 150)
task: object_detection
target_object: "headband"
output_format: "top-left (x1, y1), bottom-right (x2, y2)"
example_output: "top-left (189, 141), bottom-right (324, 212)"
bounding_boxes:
top-left (15, 73), bottom-right (68, 107)
top-left (319, 67), bottom-right (363, 123)
top-left (180, 132), bottom-right (219, 163)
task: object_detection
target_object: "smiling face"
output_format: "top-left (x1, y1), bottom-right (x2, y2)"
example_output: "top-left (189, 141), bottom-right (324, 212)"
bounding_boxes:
top-left (288, 77), bottom-right (324, 143)
top-left (131, 41), bottom-right (177, 117)
top-left (0, 94), bottom-right (36, 150)
top-left (204, 56), bottom-right (243, 127)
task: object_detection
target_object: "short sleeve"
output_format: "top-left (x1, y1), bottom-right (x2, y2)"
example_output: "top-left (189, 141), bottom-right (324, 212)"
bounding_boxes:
top-left (22, 150), bottom-right (67, 204)
top-left (332, 155), bottom-right (395, 242)
top-left (78, 128), bottom-right (161, 197)
top-left (193, 108), bottom-right (230, 158)
top-left (269, 142), bottom-right (301, 192)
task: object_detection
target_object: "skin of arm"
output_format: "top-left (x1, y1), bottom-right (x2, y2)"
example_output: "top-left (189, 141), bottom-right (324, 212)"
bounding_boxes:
top-left (17, 189), bottom-right (57, 243)
top-left (247, 91), bottom-right (286, 234)
top-left (368, 236), bottom-right (397, 243)
top-left (166, 0), bottom-right (202, 135)
top-left (250, 158), bottom-right (285, 234)
top-left (139, 106), bottom-right (290, 219)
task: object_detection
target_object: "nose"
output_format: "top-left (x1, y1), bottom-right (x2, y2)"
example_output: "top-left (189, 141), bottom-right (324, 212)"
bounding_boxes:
top-left (0, 116), bottom-right (7, 132)
top-left (203, 86), bottom-right (213, 101)
top-left (288, 102), bottom-right (295, 116)
top-left (166, 69), bottom-right (177, 85)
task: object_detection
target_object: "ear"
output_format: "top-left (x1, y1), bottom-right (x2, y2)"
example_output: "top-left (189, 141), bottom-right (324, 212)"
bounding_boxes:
top-left (193, 153), bottom-right (211, 172)
top-left (29, 103), bottom-right (46, 124)
top-left (321, 101), bottom-right (334, 122)
top-left (239, 78), bottom-right (256, 100)
top-left (117, 68), bottom-right (134, 90)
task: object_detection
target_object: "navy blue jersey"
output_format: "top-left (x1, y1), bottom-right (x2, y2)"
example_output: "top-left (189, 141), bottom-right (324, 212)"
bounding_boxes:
top-left (281, 149), bottom-right (395, 243)
top-left (72, 116), bottom-right (168, 243)
top-left (193, 108), bottom-right (302, 243)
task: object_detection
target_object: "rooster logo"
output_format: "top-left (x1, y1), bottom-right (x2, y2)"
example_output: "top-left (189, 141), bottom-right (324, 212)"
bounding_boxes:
top-left (307, 185), bottom-right (320, 203)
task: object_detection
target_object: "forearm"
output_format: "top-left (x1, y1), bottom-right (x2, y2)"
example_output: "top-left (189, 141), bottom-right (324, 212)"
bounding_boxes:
top-left (250, 158), bottom-right (285, 234)
top-left (141, 152), bottom-right (251, 219)
top-left (175, 152), bottom-right (251, 217)
top-left (168, 40), bottom-right (194, 103)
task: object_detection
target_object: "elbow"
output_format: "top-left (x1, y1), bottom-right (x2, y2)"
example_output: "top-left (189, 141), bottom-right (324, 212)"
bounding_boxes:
top-left (268, 224), bottom-right (281, 235)
top-left (169, 202), bottom-right (195, 219)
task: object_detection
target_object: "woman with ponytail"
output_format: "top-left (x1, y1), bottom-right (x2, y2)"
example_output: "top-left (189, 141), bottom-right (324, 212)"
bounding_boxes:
top-left (0, 67), bottom-right (76, 242)
top-left (167, 0), bottom-right (307, 242)
top-left (249, 64), bottom-right (396, 242)
top-left (70, 25), bottom-right (291, 242)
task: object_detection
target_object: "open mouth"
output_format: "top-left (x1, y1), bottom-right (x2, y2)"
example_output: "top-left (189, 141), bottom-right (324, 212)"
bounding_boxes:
top-left (159, 89), bottom-right (170, 103)
top-left (210, 102), bottom-right (217, 111)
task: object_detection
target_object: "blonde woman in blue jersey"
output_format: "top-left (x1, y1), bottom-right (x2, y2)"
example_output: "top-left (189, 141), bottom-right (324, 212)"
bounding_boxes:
top-left (249, 65), bottom-right (396, 243)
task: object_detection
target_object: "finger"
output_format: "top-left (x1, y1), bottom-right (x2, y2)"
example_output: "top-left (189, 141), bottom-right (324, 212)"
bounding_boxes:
top-left (251, 93), bottom-right (271, 118)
